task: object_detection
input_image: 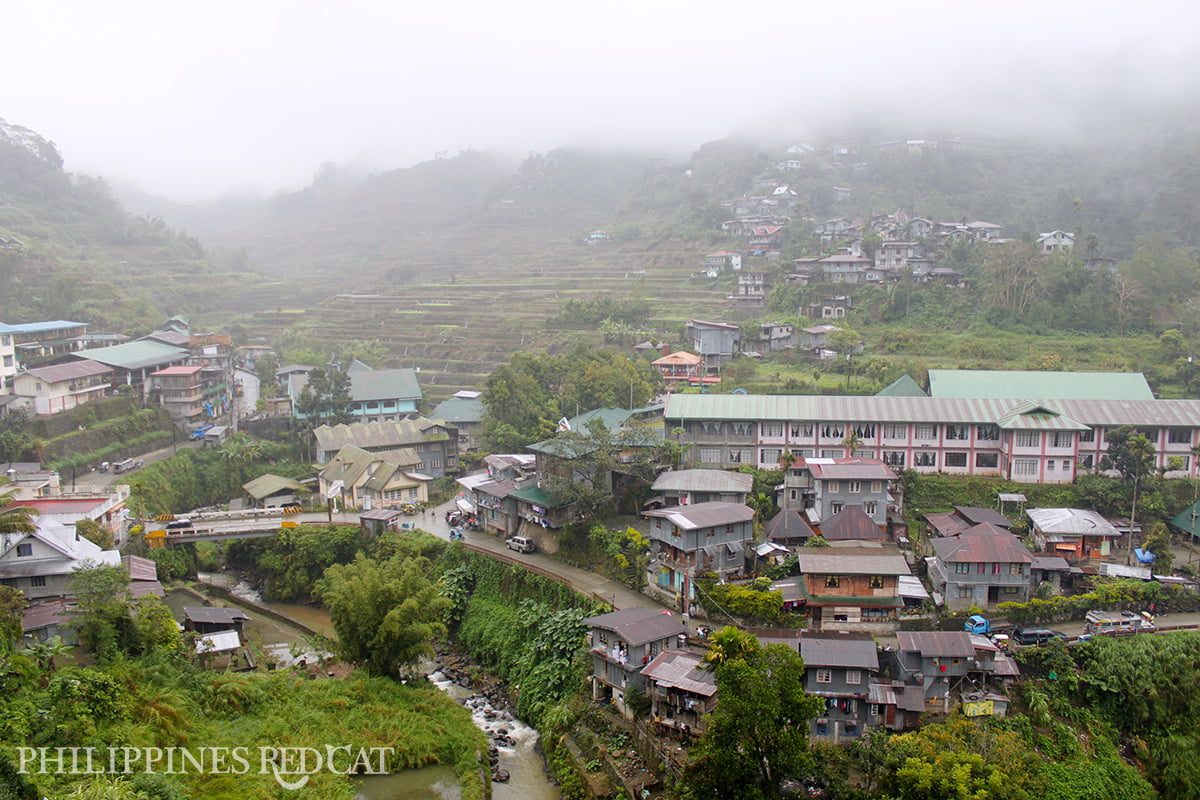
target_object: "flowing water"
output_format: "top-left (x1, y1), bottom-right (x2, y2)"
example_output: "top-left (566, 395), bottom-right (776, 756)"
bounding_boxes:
top-left (177, 574), bottom-right (559, 800)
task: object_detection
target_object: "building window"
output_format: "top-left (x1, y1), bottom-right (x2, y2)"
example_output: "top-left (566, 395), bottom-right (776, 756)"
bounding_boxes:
top-left (1010, 563), bottom-right (1024, 576)
top-left (957, 585), bottom-right (975, 599)
top-left (1051, 431), bottom-right (1073, 448)
top-left (30, 575), bottom-right (46, 587)
top-left (731, 422), bottom-right (753, 437)
top-left (821, 449), bottom-right (843, 458)
top-left (790, 423), bottom-right (813, 438)
top-left (698, 448), bottom-right (721, 463)
top-left (825, 576), bottom-right (840, 588)
top-left (869, 704), bottom-right (881, 717)
top-left (913, 451), bottom-right (936, 467)
top-left (796, 449), bottom-right (814, 458)
top-left (762, 422), bottom-right (783, 438)
top-left (1169, 428), bottom-right (1192, 445)
top-left (16, 543), bottom-right (31, 557)
top-left (729, 449), bottom-right (752, 464)
top-left (864, 501), bottom-right (877, 515)
top-left (820, 424), bottom-right (844, 439)
top-left (882, 423), bottom-right (906, 439)
top-left (702, 422), bottom-right (722, 436)
top-left (883, 451), bottom-right (905, 467)
top-left (844, 723), bottom-right (858, 737)
top-left (955, 562), bottom-right (971, 574)
top-left (913, 424), bottom-right (936, 440)
top-left (848, 481), bottom-right (861, 493)
top-left (853, 449), bottom-right (875, 459)
top-left (977, 425), bottom-right (1000, 441)
top-left (1077, 454), bottom-right (1094, 468)
top-left (828, 481), bottom-right (841, 493)
top-left (846, 670), bottom-right (862, 685)
top-left (945, 424), bottom-right (968, 440)
top-left (816, 722), bottom-right (828, 735)
top-left (992, 562), bottom-right (1002, 575)
top-left (944, 452), bottom-right (968, 468)
top-left (762, 448), bottom-right (781, 465)
top-left (1079, 428), bottom-right (1095, 442)
top-left (1015, 430), bottom-right (1040, 448)
top-left (1013, 458), bottom-right (1038, 476)
top-left (1047, 460), bottom-right (1056, 472)
top-left (868, 575), bottom-right (884, 588)
top-left (852, 424), bottom-right (876, 439)
top-left (976, 453), bottom-right (1000, 469)
top-left (789, 489), bottom-right (798, 500)
top-left (816, 669), bottom-right (833, 683)
top-left (831, 503), bottom-right (844, 514)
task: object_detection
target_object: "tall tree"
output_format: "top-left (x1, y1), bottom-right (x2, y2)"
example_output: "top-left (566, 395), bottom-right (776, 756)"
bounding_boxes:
top-left (1100, 425), bottom-right (1156, 564)
top-left (296, 364), bottom-right (353, 423)
top-left (316, 554), bottom-right (449, 677)
top-left (685, 644), bottom-right (823, 800)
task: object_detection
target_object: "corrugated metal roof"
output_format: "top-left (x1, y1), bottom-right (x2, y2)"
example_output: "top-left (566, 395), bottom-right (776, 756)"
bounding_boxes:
top-left (5, 320), bottom-right (88, 335)
top-left (644, 501), bottom-right (754, 530)
top-left (805, 458), bottom-right (897, 481)
top-left (800, 636), bottom-right (879, 670)
top-left (664, 393), bottom-right (1200, 427)
top-left (314, 418), bottom-right (449, 452)
top-left (819, 506), bottom-right (885, 541)
top-left (897, 630), bottom-right (975, 658)
top-left (1027, 508), bottom-right (1120, 537)
top-left (73, 340), bottom-right (188, 371)
top-left (196, 630), bottom-right (241, 653)
top-left (651, 469), bottom-right (753, 494)
top-left (242, 474), bottom-right (306, 499)
top-left (19, 359), bottom-right (112, 383)
top-left (931, 531), bottom-right (1032, 563)
top-left (349, 367), bottom-right (422, 403)
top-left (430, 396), bottom-right (483, 424)
top-left (928, 370), bottom-right (1154, 401)
top-left (764, 509), bottom-right (816, 542)
top-left (641, 649), bottom-right (717, 697)
top-left (797, 551), bottom-right (910, 575)
top-left (184, 607), bottom-right (250, 625)
top-left (584, 607), bottom-right (685, 646)
top-left (122, 555), bottom-right (158, 582)
top-left (875, 374), bottom-right (928, 397)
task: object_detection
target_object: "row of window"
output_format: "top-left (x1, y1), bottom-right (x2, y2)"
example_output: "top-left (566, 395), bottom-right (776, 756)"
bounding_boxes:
top-left (828, 501), bottom-right (878, 515)
top-left (953, 562), bottom-right (1027, 576)
top-left (705, 421), bottom-right (1197, 446)
top-left (824, 575), bottom-right (887, 588)
top-left (815, 668), bottom-right (862, 684)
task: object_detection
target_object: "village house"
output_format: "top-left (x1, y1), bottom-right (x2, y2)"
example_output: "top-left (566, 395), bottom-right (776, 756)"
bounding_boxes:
top-left (59, 339), bottom-right (190, 398)
top-left (800, 635), bottom-right (880, 744)
top-left (702, 251), bottom-right (741, 272)
top-left (685, 320), bottom-right (741, 369)
top-left (584, 607), bottom-right (686, 718)
top-left (148, 365), bottom-right (230, 425)
top-left (927, 526), bottom-right (1034, 611)
top-left (313, 417), bottom-right (459, 475)
top-left (643, 502), bottom-right (754, 611)
top-left (779, 457), bottom-right (900, 528)
top-left (0, 518), bottom-right (122, 601)
top-left (642, 649), bottom-right (717, 738)
top-left (804, 296), bottom-right (852, 320)
top-left (874, 241), bottom-right (924, 271)
top-left (651, 351), bottom-right (705, 386)
top-left (1037, 230), bottom-right (1075, 254)
top-left (1026, 507), bottom-right (1122, 563)
top-left (430, 390), bottom-right (484, 452)
top-left (794, 549), bottom-right (910, 632)
top-left (649, 469), bottom-right (753, 508)
top-left (183, 606), bottom-right (250, 635)
top-left (12, 360), bottom-right (113, 414)
top-left (317, 444), bottom-right (432, 511)
top-left (731, 272), bottom-right (768, 307)
top-left (241, 474), bottom-right (308, 509)
top-left (749, 322), bottom-right (795, 353)
top-left (893, 631), bottom-right (1018, 712)
top-left (3, 320), bottom-right (90, 370)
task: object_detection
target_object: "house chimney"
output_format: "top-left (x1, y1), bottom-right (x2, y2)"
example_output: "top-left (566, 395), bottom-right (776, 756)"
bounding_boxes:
top-left (661, 343), bottom-right (670, 356)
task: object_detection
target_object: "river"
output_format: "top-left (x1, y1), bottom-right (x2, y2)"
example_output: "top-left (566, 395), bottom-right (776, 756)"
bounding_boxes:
top-left (177, 575), bottom-right (560, 800)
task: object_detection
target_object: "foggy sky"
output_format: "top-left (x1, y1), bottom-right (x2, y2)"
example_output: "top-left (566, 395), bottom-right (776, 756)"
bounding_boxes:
top-left (5, 0), bottom-right (1199, 202)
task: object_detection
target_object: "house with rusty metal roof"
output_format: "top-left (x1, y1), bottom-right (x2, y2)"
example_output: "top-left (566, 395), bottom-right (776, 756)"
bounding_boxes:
top-left (794, 550), bottom-right (910, 632)
top-left (819, 506), bottom-right (887, 542)
top-left (317, 444), bottom-right (432, 511)
top-left (894, 630), bottom-right (1019, 711)
top-left (584, 607), bottom-right (687, 719)
top-left (665, 391), bottom-right (1200, 484)
top-left (11, 359), bottom-right (112, 415)
top-left (763, 508), bottom-right (816, 547)
top-left (641, 649), bottom-right (717, 737)
top-left (643, 502), bottom-right (754, 609)
top-left (928, 527), bottom-right (1034, 611)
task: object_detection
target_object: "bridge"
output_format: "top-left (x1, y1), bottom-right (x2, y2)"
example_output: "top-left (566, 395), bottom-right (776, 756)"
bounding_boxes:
top-left (144, 508), bottom-right (302, 547)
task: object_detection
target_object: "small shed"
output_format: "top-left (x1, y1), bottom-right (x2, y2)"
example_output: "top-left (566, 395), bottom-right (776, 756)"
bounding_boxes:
top-left (195, 630), bottom-right (242, 654)
top-left (202, 426), bottom-right (230, 447)
top-left (359, 508), bottom-right (405, 535)
top-left (183, 606), bottom-right (250, 635)
top-left (242, 473), bottom-right (308, 508)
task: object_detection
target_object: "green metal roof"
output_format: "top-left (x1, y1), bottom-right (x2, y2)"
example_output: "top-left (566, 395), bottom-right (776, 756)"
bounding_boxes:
top-left (875, 374), bottom-right (928, 397)
top-left (928, 370), bottom-right (1154, 401)
top-left (242, 474), bottom-right (307, 499)
top-left (1170, 501), bottom-right (1200, 540)
top-left (349, 367), bottom-right (422, 403)
top-left (430, 395), bottom-right (484, 424)
top-left (509, 486), bottom-right (569, 508)
top-left (74, 340), bottom-right (189, 370)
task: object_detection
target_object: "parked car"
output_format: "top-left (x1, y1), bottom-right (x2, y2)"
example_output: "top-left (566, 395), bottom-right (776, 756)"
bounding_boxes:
top-left (1012, 627), bottom-right (1068, 646)
top-left (505, 536), bottom-right (535, 554)
top-left (112, 458), bottom-right (137, 474)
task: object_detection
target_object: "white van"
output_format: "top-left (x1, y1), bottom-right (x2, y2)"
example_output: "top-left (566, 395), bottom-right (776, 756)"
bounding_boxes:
top-left (506, 536), bottom-right (535, 554)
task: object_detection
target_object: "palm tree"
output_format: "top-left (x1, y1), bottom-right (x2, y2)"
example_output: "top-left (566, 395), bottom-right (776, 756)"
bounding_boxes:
top-left (702, 626), bottom-right (759, 669)
top-left (0, 480), bottom-right (37, 535)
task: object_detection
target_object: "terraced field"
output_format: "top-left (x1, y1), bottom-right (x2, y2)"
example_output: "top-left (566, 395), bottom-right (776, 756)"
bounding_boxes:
top-left (234, 241), bottom-right (768, 405)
